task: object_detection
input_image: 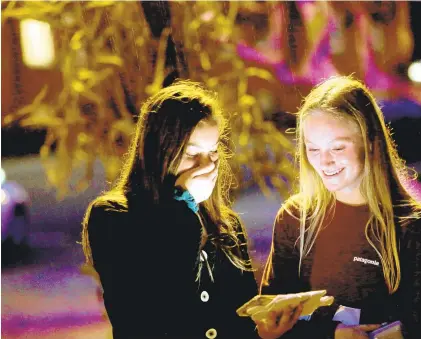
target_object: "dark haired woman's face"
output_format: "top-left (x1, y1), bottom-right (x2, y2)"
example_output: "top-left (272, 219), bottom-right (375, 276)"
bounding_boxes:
top-left (176, 120), bottom-right (220, 202)
top-left (303, 110), bottom-right (366, 204)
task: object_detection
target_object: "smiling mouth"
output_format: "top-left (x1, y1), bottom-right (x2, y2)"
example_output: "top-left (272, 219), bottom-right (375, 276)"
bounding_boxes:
top-left (322, 168), bottom-right (344, 176)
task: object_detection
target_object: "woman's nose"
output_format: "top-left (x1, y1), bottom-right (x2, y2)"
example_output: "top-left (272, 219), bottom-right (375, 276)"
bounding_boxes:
top-left (199, 153), bottom-right (217, 169)
top-left (320, 151), bottom-right (334, 167)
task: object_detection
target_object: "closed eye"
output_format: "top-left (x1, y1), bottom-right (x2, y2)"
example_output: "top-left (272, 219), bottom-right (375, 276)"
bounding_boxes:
top-left (184, 150), bottom-right (218, 159)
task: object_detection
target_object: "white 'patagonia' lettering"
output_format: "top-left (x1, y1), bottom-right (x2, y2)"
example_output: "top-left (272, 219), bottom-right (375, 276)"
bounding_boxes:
top-left (353, 256), bottom-right (380, 266)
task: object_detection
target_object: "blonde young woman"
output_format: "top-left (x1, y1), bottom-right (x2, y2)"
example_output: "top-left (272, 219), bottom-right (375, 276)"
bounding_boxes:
top-left (261, 76), bottom-right (421, 339)
top-left (82, 81), bottom-right (302, 339)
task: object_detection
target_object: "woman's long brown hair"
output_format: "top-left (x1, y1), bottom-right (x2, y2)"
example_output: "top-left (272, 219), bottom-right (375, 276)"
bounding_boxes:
top-left (82, 80), bottom-right (253, 271)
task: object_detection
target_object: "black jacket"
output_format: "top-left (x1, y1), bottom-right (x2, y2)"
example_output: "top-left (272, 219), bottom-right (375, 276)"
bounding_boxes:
top-left (87, 198), bottom-right (259, 339)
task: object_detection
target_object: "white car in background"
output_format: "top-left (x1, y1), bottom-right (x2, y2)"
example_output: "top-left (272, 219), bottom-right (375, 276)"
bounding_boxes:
top-left (1, 168), bottom-right (30, 249)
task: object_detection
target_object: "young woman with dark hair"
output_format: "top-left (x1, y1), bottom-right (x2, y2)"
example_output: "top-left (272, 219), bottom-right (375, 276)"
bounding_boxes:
top-left (82, 80), bottom-right (302, 339)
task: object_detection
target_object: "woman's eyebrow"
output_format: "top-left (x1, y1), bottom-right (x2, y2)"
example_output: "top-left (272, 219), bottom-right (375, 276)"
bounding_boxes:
top-left (331, 137), bottom-right (353, 142)
top-left (187, 141), bottom-right (219, 148)
top-left (304, 137), bottom-right (353, 144)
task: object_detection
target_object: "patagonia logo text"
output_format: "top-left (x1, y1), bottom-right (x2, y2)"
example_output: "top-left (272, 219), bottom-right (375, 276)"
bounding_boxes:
top-left (353, 256), bottom-right (380, 266)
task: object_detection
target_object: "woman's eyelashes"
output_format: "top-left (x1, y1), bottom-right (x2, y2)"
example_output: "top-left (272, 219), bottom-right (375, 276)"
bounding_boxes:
top-left (184, 149), bottom-right (219, 159)
top-left (307, 148), bottom-right (319, 153)
top-left (306, 145), bottom-right (345, 153)
top-left (332, 146), bottom-right (345, 152)
top-left (184, 152), bottom-right (198, 159)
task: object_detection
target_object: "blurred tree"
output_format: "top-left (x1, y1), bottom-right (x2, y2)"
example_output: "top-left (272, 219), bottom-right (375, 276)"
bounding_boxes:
top-left (1, 1), bottom-right (295, 199)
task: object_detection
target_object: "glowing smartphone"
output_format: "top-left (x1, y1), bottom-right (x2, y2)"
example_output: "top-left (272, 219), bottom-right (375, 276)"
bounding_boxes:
top-left (236, 295), bottom-right (277, 317)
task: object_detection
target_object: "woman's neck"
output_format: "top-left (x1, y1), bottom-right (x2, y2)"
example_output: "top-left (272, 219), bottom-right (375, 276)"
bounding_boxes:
top-left (335, 189), bottom-right (367, 206)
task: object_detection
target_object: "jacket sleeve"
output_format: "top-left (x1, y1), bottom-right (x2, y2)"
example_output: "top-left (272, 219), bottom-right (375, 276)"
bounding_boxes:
top-left (260, 208), bottom-right (340, 339)
top-left (396, 221), bottom-right (421, 339)
top-left (87, 200), bottom-right (203, 338)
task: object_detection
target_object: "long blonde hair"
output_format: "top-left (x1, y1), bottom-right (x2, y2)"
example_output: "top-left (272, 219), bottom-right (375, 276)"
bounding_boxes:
top-left (292, 75), bottom-right (420, 293)
top-left (82, 80), bottom-right (252, 271)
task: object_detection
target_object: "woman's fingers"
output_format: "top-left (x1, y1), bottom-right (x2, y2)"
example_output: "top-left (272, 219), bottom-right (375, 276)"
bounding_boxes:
top-left (191, 161), bottom-right (216, 177)
top-left (355, 324), bottom-right (381, 332)
top-left (175, 162), bottom-right (217, 191)
top-left (177, 161), bottom-right (215, 180)
top-left (290, 303), bottom-right (304, 322)
top-left (278, 304), bottom-right (301, 328)
top-left (251, 309), bottom-right (271, 323)
top-left (335, 323), bottom-right (382, 339)
top-left (252, 305), bottom-right (303, 339)
top-left (197, 166), bottom-right (218, 181)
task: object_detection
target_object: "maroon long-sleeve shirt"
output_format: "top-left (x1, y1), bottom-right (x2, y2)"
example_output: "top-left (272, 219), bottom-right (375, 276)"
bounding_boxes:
top-left (261, 198), bottom-right (421, 339)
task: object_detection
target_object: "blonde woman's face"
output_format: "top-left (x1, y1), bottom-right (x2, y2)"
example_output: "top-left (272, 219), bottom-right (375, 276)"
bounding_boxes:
top-left (303, 110), bottom-right (366, 203)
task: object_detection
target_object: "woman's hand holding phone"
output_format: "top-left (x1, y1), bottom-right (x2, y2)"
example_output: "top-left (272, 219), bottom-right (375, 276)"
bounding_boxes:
top-left (237, 291), bottom-right (335, 339)
top-left (251, 303), bottom-right (304, 339)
